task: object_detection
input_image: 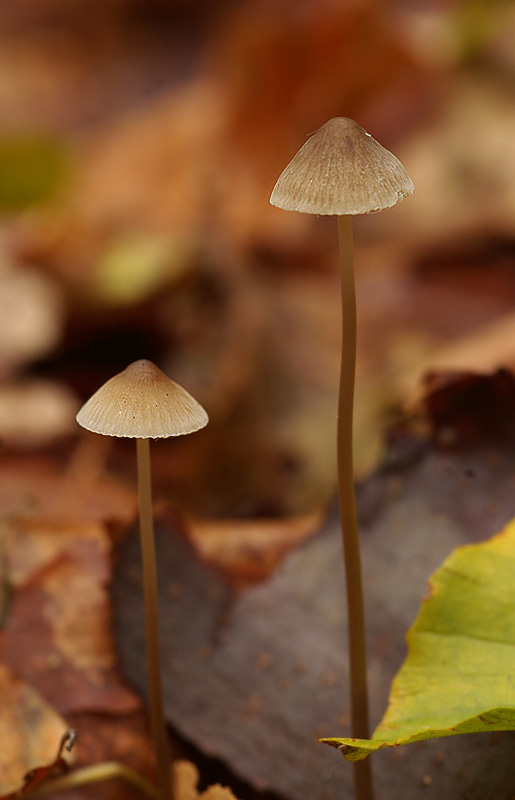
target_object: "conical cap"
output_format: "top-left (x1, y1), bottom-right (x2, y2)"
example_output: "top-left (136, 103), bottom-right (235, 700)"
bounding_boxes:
top-left (76, 359), bottom-right (208, 439)
top-left (270, 117), bottom-right (414, 216)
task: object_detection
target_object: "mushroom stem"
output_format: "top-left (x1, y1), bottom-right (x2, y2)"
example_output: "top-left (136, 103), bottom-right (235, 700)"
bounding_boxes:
top-left (136, 437), bottom-right (173, 800)
top-left (337, 215), bottom-right (373, 800)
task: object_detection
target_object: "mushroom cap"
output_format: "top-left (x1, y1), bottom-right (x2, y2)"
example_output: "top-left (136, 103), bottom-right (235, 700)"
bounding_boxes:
top-left (76, 359), bottom-right (208, 439)
top-left (270, 117), bottom-right (414, 216)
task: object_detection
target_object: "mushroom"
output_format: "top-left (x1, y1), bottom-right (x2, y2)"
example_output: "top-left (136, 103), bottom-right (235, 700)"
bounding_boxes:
top-left (270, 118), bottom-right (414, 800)
top-left (76, 359), bottom-right (208, 800)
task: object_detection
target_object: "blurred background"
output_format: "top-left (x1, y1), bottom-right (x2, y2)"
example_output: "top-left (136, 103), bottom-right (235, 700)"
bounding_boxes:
top-left (1, 0), bottom-right (515, 519)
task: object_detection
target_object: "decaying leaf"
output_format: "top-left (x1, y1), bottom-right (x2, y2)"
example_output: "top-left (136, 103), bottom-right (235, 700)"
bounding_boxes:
top-left (174, 760), bottom-right (240, 800)
top-left (185, 509), bottom-right (324, 585)
top-left (1, 517), bottom-right (138, 715)
top-left (0, 449), bottom-right (137, 524)
top-left (0, 665), bottom-right (70, 796)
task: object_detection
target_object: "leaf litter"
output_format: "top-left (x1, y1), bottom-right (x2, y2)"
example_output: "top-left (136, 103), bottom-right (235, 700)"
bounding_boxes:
top-left (0, 667), bottom-right (71, 796)
top-left (1, 4), bottom-right (515, 798)
top-left (115, 369), bottom-right (515, 800)
top-left (0, 475), bottom-right (150, 798)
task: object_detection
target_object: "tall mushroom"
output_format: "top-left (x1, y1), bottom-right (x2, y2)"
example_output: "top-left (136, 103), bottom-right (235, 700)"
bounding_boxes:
top-left (76, 359), bottom-right (208, 800)
top-left (270, 118), bottom-right (414, 800)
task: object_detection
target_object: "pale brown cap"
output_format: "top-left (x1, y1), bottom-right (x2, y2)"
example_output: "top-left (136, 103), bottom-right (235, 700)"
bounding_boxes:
top-left (270, 117), bottom-right (414, 216)
top-left (76, 359), bottom-right (209, 438)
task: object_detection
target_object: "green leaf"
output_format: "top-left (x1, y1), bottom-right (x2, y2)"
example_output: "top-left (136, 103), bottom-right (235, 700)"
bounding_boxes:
top-left (321, 517), bottom-right (515, 761)
top-left (95, 232), bottom-right (192, 305)
top-left (0, 134), bottom-right (70, 211)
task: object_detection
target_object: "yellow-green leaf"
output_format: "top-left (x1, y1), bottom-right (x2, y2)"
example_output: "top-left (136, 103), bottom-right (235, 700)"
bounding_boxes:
top-left (321, 518), bottom-right (515, 761)
top-left (95, 232), bottom-right (192, 305)
top-left (0, 134), bottom-right (69, 210)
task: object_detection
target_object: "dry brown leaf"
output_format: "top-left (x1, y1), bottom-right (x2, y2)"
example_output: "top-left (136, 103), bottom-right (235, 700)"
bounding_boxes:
top-left (0, 447), bottom-right (137, 524)
top-left (0, 379), bottom-right (78, 446)
top-left (186, 510), bottom-right (324, 585)
top-left (396, 72), bottom-right (515, 246)
top-left (0, 664), bottom-right (70, 796)
top-left (74, 80), bottom-right (228, 240)
top-left (205, 0), bottom-right (432, 244)
top-left (174, 760), bottom-right (239, 800)
top-left (36, 0), bottom-right (433, 283)
top-left (0, 517), bottom-right (138, 715)
top-left (399, 311), bottom-right (515, 405)
top-left (56, 712), bottom-right (156, 799)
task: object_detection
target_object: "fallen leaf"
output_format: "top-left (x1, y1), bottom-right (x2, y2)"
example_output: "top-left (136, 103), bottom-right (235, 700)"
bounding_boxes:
top-left (94, 231), bottom-right (194, 306)
top-left (0, 449), bottom-right (137, 524)
top-left (5, 730), bottom-right (76, 799)
top-left (322, 517), bottom-right (515, 760)
top-left (53, 711), bottom-right (156, 800)
top-left (0, 133), bottom-right (69, 211)
top-left (0, 664), bottom-right (69, 796)
top-left (174, 760), bottom-right (239, 800)
top-left (0, 379), bottom-right (78, 446)
top-left (1, 517), bottom-right (138, 715)
top-left (398, 71), bottom-right (515, 244)
top-left (401, 312), bottom-right (515, 403)
top-left (185, 509), bottom-right (324, 585)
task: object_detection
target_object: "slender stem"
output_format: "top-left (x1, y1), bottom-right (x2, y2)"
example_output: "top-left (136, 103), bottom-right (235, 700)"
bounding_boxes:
top-left (136, 438), bottom-right (173, 800)
top-left (337, 215), bottom-right (373, 800)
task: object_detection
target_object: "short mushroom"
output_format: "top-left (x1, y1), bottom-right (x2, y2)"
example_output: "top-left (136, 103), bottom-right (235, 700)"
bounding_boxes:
top-left (76, 359), bottom-right (208, 800)
top-left (270, 118), bottom-right (414, 800)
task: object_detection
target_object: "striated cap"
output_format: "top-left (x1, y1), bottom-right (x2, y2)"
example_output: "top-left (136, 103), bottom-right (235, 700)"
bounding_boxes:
top-left (270, 117), bottom-right (414, 216)
top-left (76, 359), bottom-right (208, 439)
